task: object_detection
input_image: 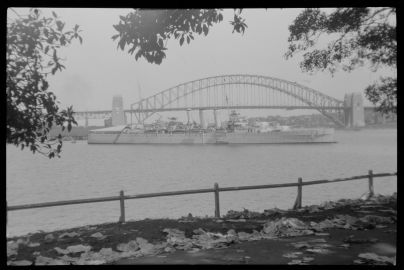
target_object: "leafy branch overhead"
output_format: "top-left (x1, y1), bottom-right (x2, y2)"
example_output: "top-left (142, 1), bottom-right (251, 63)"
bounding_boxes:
top-left (285, 8), bottom-right (396, 113)
top-left (7, 8), bottom-right (83, 158)
top-left (112, 9), bottom-right (247, 65)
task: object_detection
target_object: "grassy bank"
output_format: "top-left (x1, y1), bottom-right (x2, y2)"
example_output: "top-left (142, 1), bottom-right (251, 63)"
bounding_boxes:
top-left (7, 193), bottom-right (396, 265)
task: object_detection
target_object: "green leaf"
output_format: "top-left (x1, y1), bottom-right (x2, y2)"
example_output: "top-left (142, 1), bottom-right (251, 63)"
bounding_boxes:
top-left (52, 11), bottom-right (58, 18)
top-left (158, 38), bottom-right (164, 48)
top-left (203, 24), bottom-right (209, 36)
top-left (187, 36), bottom-right (190, 44)
top-left (180, 36), bottom-right (184, 46)
top-left (51, 66), bottom-right (58, 75)
top-left (196, 24), bottom-right (202, 34)
top-left (112, 34), bottom-right (120, 41)
top-left (119, 39), bottom-right (125, 50)
top-left (78, 36), bottom-right (83, 44)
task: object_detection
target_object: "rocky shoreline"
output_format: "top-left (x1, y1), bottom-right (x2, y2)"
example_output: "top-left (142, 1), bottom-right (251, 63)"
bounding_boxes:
top-left (7, 193), bottom-right (396, 265)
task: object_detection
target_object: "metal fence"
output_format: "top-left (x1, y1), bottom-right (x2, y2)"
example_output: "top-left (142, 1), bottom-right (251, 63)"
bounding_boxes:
top-left (7, 170), bottom-right (397, 223)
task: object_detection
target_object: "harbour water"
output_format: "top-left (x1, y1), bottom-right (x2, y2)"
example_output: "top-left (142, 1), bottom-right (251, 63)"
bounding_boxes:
top-left (6, 128), bottom-right (397, 237)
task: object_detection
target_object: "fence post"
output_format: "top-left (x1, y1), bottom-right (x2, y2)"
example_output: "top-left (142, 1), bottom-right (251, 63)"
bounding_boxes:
top-left (119, 190), bottom-right (125, 223)
top-left (368, 170), bottom-right (374, 197)
top-left (293, 177), bottom-right (303, 210)
top-left (214, 183), bottom-right (220, 218)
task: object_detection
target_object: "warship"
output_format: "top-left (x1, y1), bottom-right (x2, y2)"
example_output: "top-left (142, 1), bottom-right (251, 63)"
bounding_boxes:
top-left (88, 111), bottom-right (336, 144)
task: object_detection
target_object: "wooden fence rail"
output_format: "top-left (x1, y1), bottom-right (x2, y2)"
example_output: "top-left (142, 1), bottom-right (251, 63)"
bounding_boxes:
top-left (7, 171), bottom-right (397, 222)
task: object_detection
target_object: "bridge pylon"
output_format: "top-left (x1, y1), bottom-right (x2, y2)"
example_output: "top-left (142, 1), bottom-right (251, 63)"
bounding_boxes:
top-left (344, 93), bottom-right (365, 128)
top-left (112, 95), bottom-right (126, 126)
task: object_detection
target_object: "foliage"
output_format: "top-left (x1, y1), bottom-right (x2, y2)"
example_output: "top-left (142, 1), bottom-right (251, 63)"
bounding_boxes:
top-left (112, 9), bottom-right (247, 65)
top-left (7, 8), bottom-right (82, 158)
top-left (285, 8), bottom-right (396, 113)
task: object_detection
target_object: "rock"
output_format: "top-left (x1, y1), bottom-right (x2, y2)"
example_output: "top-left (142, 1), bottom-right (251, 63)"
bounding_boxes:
top-left (54, 247), bottom-right (70, 255)
top-left (116, 240), bottom-right (139, 252)
top-left (237, 231), bottom-right (252, 241)
top-left (193, 228), bottom-right (206, 235)
top-left (283, 252), bottom-right (303, 258)
top-left (44, 233), bottom-right (55, 243)
top-left (66, 244), bottom-right (92, 254)
top-left (291, 242), bottom-right (312, 249)
top-left (59, 232), bottom-right (80, 239)
top-left (356, 253), bottom-right (395, 265)
top-left (27, 242), bottom-right (40, 247)
top-left (136, 237), bottom-right (156, 255)
top-left (249, 230), bottom-right (263, 241)
top-left (193, 231), bottom-right (232, 249)
top-left (319, 201), bottom-right (336, 210)
top-left (36, 255), bottom-right (69, 265)
top-left (7, 241), bottom-right (19, 257)
top-left (359, 215), bottom-right (394, 225)
top-left (151, 242), bottom-right (168, 254)
top-left (315, 233), bottom-right (330, 236)
top-left (302, 256), bottom-right (315, 262)
top-left (90, 232), bottom-right (107, 240)
top-left (164, 246), bottom-right (176, 253)
top-left (8, 260), bottom-right (32, 266)
top-left (288, 259), bottom-right (305, 265)
top-left (360, 192), bottom-right (372, 200)
top-left (227, 229), bottom-right (237, 236)
top-left (309, 238), bottom-right (327, 243)
top-left (59, 255), bottom-right (80, 264)
top-left (16, 238), bottom-right (29, 245)
top-left (307, 205), bottom-right (321, 213)
top-left (262, 217), bottom-right (313, 238)
top-left (98, 248), bottom-right (122, 263)
top-left (243, 256), bottom-right (251, 263)
top-left (163, 228), bottom-right (194, 250)
top-left (224, 210), bottom-right (244, 219)
top-left (306, 248), bottom-right (334, 254)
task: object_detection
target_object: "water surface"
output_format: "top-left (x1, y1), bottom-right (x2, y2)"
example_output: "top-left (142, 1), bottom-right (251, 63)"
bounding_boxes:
top-left (6, 128), bottom-right (397, 237)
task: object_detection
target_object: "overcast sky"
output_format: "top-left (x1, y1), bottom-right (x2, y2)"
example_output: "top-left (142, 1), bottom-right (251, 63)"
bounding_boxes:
top-left (9, 8), bottom-right (396, 123)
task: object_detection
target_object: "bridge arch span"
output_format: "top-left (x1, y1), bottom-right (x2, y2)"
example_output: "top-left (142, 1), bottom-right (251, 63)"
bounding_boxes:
top-left (130, 74), bottom-right (345, 126)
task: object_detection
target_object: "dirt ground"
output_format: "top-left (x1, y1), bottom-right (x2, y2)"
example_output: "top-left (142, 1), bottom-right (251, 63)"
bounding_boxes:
top-left (7, 194), bottom-right (397, 265)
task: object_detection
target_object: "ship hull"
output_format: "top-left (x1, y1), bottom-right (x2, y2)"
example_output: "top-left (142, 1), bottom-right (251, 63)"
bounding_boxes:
top-left (88, 128), bottom-right (336, 144)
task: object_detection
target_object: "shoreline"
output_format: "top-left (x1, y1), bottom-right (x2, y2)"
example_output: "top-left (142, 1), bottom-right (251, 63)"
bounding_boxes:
top-left (7, 193), bottom-right (396, 265)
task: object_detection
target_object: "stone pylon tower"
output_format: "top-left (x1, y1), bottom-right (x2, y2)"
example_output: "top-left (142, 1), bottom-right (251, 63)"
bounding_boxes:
top-left (344, 93), bottom-right (365, 128)
top-left (112, 95), bottom-right (126, 126)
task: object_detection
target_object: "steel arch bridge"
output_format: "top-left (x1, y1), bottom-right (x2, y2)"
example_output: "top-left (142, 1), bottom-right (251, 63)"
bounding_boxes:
top-left (129, 74), bottom-right (345, 126)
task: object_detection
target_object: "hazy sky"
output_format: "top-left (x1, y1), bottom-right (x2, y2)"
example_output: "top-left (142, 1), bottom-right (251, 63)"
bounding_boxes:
top-left (9, 8), bottom-right (396, 123)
